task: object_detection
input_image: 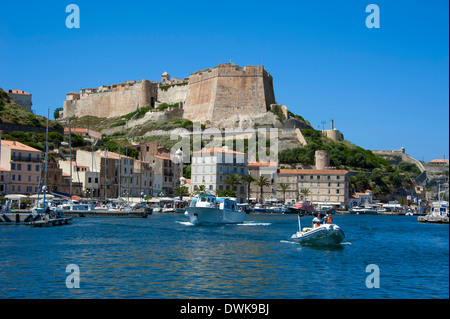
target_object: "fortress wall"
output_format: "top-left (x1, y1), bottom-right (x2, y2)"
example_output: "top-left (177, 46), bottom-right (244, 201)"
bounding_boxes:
top-left (183, 64), bottom-right (275, 126)
top-left (183, 68), bottom-right (219, 123)
top-left (63, 81), bottom-right (158, 118)
top-left (157, 84), bottom-right (189, 105)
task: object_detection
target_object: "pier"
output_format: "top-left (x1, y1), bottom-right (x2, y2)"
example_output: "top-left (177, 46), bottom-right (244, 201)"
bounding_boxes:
top-left (62, 210), bottom-right (149, 218)
top-left (417, 215), bottom-right (449, 224)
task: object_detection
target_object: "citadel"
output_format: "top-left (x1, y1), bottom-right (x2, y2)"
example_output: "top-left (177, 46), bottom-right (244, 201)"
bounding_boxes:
top-left (62, 63), bottom-right (303, 130)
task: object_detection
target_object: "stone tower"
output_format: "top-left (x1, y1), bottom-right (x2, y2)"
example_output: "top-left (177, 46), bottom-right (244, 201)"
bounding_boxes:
top-left (161, 71), bottom-right (170, 84)
top-left (315, 150), bottom-right (330, 170)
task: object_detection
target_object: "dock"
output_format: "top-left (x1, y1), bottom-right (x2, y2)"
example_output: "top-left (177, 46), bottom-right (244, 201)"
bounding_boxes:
top-left (417, 215), bottom-right (449, 224)
top-left (0, 212), bottom-right (42, 225)
top-left (62, 210), bottom-right (150, 218)
top-left (30, 217), bottom-right (72, 227)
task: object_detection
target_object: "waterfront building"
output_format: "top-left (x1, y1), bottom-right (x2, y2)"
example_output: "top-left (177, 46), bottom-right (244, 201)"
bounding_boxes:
top-left (0, 167), bottom-right (11, 195)
top-left (130, 142), bottom-right (181, 197)
top-left (277, 168), bottom-right (349, 208)
top-left (58, 159), bottom-right (100, 198)
top-left (247, 161), bottom-right (277, 203)
top-left (133, 160), bottom-right (153, 197)
top-left (348, 190), bottom-right (374, 208)
top-left (0, 140), bottom-right (42, 195)
top-left (191, 147), bottom-right (248, 203)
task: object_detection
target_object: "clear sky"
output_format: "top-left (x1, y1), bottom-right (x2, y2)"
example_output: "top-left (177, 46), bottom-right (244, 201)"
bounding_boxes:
top-left (0, 0), bottom-right (448, 162)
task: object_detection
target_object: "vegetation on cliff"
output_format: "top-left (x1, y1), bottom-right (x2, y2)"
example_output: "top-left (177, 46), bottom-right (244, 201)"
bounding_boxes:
top-left (0, 88), bottom-right (63, 130)
top-left (278, 128), bottom-right (420, 196)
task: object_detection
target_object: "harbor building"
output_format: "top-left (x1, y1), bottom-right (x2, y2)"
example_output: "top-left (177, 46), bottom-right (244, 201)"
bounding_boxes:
top-left (0, 167), bottom-right (11, 195)
top-left (129, 142), bottom-right (181, 197)
top-left (0, 140), bottom-right (42, 195)
top-left (191, 147), bottom-right (248, 203)
top-left (247, 161), bottom-right (278, 203)
top-left (276, 168), bottom-right (349, 208)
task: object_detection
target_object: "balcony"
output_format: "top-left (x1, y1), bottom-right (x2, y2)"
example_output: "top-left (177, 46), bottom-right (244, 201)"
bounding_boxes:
top-left (11, 156), bottom-right (42, 163)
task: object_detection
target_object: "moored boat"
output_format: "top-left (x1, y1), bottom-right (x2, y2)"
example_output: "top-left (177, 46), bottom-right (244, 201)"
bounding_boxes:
top-left (285, 201), bottom-right (316, 215)
top-left (349, 206), bottom-right (378, 215)
top-left (185, 194), bottom-right (245, 225)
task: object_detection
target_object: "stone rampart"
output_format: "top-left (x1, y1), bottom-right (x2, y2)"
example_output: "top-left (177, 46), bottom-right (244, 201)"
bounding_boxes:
top-left (63, 80), bottom-right (158, 118)
top-left (183, 64), bottom-right (275, 126)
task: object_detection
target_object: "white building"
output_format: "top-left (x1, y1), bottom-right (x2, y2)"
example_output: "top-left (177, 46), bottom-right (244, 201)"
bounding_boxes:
top-left (191, 147), bottom-right (248, 203)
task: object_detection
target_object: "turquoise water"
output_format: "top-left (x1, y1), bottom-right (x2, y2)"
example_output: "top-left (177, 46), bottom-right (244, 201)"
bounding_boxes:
top-left (0, 214), bottom-right (448, 299)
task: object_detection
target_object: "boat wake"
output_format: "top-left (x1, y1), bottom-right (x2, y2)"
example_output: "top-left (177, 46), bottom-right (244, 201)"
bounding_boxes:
top-left (237, 221), bottom-right (272, 226)
top-left (176, 221), bottom-right (194, 226)
top-left (280, 240), bottom-right (297, 245)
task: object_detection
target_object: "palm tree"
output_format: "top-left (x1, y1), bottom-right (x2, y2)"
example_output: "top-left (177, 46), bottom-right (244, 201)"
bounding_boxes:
top-left (174, 186), bottom-right (190, 201)
top-left (241, 174), bottom-right (257, 203)
top-left (300, 188), bottom-right (310, 201)
top-left (256, 176), bottom-right (270, 204)
top-left (279, 183), bottom-right (290, 204)
top-left (223, 174), bottom-right (242, 193)
top-left (194, 185), bottom-right (207, 195)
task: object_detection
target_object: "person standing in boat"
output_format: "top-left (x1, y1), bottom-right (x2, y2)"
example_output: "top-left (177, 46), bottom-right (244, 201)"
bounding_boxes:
top-left (312, 213), bottom-right (323, 228)
top-left (324, 212), bottom-right (333, 224)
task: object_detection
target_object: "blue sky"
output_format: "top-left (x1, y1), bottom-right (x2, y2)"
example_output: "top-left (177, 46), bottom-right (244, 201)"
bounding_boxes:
top-left (0, 0), bottom-right (448, 162)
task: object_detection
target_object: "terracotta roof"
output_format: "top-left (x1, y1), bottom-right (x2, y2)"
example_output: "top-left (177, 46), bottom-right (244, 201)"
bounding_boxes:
top-left (429, 159), bottom-right (449, 164)
top-left (248, 161), bottom-right (278, 167)
top-left (278, 168), bottom-right (348, 175)
top-left (193, 147), bottom-right (247, 156)
top-left (64, 128), bottom-right (100, 134)
top-left (8, 89), bottom-right (30, 95)
top-left (153, 154), bottom-right (172, 160)
top-left (1, 140), bottom-right (41, 152)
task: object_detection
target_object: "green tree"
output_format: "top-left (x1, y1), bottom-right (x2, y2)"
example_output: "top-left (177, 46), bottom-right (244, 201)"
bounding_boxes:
top-left (255, 176), bottom-right (270, 204)
top-left (278, 183), bottom-right (290, 204)
top-left (299, 188), bottom-right (310, 201)
top-left (223, 174), bottom-right (242, 192)
top-left (53, 107), bottom-right (63, 119)
top-left (174, 186), bottom-right (190, 201)
top-left (194, 185), bottom-right (207, 195)
top-left (241, 174), bottom-right (257, 203)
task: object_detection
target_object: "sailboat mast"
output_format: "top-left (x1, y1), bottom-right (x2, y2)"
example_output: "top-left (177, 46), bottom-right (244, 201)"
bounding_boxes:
top-left (43, 108), bottom-right (49, 211)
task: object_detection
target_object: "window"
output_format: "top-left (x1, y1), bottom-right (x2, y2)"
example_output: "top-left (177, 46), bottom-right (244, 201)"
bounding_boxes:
top-left (336, 189), bottom-right (340, 194)
top-left (11, 163), bottom-right (16, 170)
top-left (17, 164), bottom-right (22, 170)
top-left (27, 164), bottom-right (31, 171)
top-left (12, 175), bottom-right (15, 181)
top-left (36, 165), bottom-right (40, 171)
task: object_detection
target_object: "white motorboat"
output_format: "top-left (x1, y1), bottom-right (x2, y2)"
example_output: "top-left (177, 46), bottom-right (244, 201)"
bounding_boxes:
top-left (349, 206), bottom-right (378, 215)
top-left (185, 194), bottom-right (245, 225)
top-left (291, 215), bottom-right (345, 245)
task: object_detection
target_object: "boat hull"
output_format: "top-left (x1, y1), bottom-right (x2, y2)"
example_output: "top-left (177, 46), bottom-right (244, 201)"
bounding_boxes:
top-left (291, 224), bottom-right (345, 245)
top-left (350, 209), bottom-right (378, 215)
top-left (185, 207), bottom-right (246, 225)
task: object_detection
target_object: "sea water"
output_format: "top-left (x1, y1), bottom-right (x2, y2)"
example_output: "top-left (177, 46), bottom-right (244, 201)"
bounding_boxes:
top-left (0, 214), bottom-right (448, 299)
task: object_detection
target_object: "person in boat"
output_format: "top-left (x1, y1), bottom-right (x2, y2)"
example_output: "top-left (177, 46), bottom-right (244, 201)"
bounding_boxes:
top-left (324, 212), bottom-right (333, 224)
top-left (312, 213), bottom-right (323, 228)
